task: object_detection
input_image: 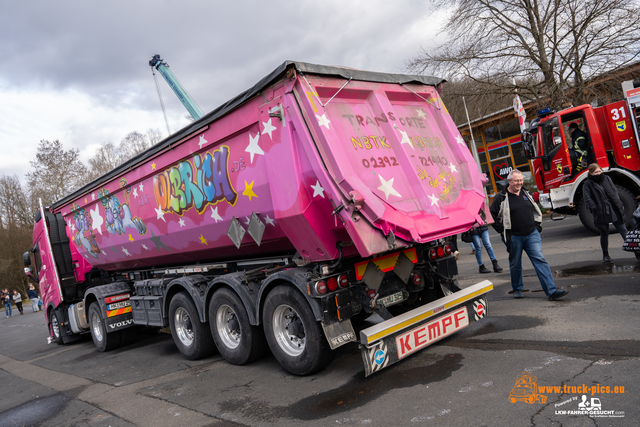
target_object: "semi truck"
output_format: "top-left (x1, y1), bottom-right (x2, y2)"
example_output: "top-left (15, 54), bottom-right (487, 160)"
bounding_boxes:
top-left (521, 80), bottom-right (640, 232)
top-left (24, 60), bottom-right (493, 376)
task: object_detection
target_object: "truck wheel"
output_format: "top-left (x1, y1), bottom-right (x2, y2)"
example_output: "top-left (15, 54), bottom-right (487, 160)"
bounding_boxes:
top-left (169, 292), bottom-right (215, 360)
top-left (49, 309), bottom-right (63, 345)
top-left (88, 303), bottom-right (122, 352)
top-left (263, 286), bottom-right (334, 375)
top-left (578, 198), bottom-right (599, 234)
top-left (209, 288), bottom-right (267, 365)
top-left (579, 185), bottom-right (637, 234)
top-left (616, 185), bottom-right (637, 227)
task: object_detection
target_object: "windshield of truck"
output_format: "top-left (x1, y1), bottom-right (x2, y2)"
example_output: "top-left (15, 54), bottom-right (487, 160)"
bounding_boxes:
top-left (542, 117), bottom-right (562, 155)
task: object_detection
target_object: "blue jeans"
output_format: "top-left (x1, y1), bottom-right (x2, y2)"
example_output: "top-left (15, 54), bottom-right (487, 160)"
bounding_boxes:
top-left (471, 229), bottom-right (497, 266)
top-left (507, 229), bottom-right (558, 297)
top-left (4, 302), bottom-right (11, 317)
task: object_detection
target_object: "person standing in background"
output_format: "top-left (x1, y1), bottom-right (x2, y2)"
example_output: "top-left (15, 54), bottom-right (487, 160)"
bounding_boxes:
top-left (3, 289), bottom-right (12, 318)
top-left (582, 163), bottom-right (640, 263)
top-left (28, 285), bottom-right (40, 312)
top-left (470, 224), bottom-right (503, 274)
top-left (13, 290), bottom-right (24, 315)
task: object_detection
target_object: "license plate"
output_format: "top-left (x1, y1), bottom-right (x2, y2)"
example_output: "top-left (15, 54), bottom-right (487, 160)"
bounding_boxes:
top-left (107, 300), bottom-right (131, 310)
top-left (378, 292), bottom-right (403, 307)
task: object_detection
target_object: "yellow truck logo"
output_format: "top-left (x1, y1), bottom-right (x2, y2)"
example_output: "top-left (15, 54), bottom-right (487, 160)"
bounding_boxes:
top-left (509, 372), bottom-right (548, 404)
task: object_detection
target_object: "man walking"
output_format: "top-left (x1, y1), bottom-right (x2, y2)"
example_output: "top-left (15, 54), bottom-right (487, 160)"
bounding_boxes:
top-left (490, 169), bottom-right (568, 300)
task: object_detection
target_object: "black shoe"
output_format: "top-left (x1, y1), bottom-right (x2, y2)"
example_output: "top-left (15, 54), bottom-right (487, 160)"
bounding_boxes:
top-left (548, 289), bottom-right (569, 301)
top-left (479, 264), bottom-right (491, 274)
top-left (603, 255), bottom-right (612, 263)
top-left (492, 259), bottom-right (503, 272)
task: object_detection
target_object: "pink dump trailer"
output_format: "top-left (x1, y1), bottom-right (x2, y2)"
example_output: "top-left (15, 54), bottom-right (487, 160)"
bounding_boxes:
top-left (25, 61), bottom-right (492, 376)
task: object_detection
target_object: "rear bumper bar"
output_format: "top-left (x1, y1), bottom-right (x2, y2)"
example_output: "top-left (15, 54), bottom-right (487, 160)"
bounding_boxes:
top-left (360, 280), bottom-right (493, 376)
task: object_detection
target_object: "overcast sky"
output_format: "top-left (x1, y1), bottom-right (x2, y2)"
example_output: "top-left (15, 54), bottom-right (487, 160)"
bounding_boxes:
top-left (0, 0), bottom-right (446, 181)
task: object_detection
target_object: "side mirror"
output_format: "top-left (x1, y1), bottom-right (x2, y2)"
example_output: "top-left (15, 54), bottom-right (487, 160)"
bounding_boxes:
top-left (23, 251), bottom-right (31, 267)
top-left (554, 136), bottom-right (562, 146)
top-left (522, 140), bottom-right (535, 159)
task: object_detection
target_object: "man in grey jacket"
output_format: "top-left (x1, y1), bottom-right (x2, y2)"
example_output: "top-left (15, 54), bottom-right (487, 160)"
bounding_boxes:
top-left (490, 170), bottom-right (568, 300)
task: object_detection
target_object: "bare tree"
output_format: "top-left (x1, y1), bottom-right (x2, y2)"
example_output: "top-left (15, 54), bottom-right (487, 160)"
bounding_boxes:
top-left (26, 140), bottom-right (89, 206)
top-left (0, 175), bottom-right (35, 292)
top-left (408, 0), bottom-right (640, 110)
top-left (146, 128), bottom-right (164, 145)
top-left (86, 128), bottom-right (162, 181)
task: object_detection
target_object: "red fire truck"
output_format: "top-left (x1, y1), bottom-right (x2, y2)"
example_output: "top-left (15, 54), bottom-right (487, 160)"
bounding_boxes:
top-left (522, 80), bottom-right (640, 232)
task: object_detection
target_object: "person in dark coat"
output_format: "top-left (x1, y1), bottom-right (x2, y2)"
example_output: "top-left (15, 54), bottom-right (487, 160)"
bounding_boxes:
top-left (582, 163), bottom-right (639, 263)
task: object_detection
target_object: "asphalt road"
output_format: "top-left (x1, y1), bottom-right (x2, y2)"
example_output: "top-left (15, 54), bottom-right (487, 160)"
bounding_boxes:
top-left (1, 215), bottom-right (638, 427)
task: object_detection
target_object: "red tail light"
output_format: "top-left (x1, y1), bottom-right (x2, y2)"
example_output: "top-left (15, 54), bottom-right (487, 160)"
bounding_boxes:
top-left (444, 245), bottom-right (452, 255)
top-left (412, 273), bottom-right (422, 285)
top-left (327, 277), bottom-right (338, 292)
top-left (339, 274), bottom-right (349, 288)
top-left (429, 248), bottom-right (437, 260)
top-left (437, 246), bottom-right (444, 257)
top-left (367, 289), bottom-right (376, 298)
top-left (315, 280), bottom-right (327, 294)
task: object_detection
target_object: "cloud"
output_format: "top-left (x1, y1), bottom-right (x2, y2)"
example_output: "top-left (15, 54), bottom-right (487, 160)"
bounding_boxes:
top-left (0, 0), bottom-right (444, 180)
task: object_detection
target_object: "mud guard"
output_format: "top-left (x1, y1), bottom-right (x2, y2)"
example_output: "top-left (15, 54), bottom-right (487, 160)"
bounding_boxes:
top-left (360, 280), bottom-right (492, 376)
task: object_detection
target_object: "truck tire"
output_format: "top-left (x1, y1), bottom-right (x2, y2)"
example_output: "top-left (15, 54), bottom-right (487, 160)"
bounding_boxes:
top-left (49, 308), bottom-right (63, 345)
top-left (579, 185), bottom-right (637, 234)
top-left (578, 198), bottom-right (599, 234)
top-left (209, 288), bottom-right (267, 365)
top-left (169, 292), bottom-right (215, 360)
top-left (262, 286), bottom-right (334, 375)
top-left (88, 303), bottom-right (122, 352)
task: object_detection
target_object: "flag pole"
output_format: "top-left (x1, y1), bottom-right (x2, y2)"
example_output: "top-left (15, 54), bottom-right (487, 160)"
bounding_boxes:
top-left (462, 96), bottom-right (490, 208)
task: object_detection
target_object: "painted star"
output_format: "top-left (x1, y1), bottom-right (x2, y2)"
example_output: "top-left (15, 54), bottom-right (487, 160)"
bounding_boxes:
top-left (179, 218), bottom-right (186, 227)
top-left (133, 188), bottom-right (138, 198)
top-left (128, 234), bottom-right (135, 242)
top-left (91, 193), bottom-right (96, 201)
top-left (150, 230), bottom-right (171, 252)
top-left (198, 134), bottom-right (208, 149)
top-left (456, 135), bottom-right (465, 145)
top-left (311, 180), bottom-right (325, 198)
top-left (210, 206), bottom-right (223, 223)
top-left (264, 215), bottom-right (275, 226)
top-left (245, 133), bottom-right (264, 163)
top-left (262, 118), bottom-right (277, 139)
top-left (316, 114), bottom-right (331, 129)
top-left (199, 234), bottom-right (208, 245)
top-left (90, 205), bottom-right (103, 235)
top-left (429, 194), bottom-right (440, 206)
top-left (139, 183), bottom-right (144, 192)
top-left (155, 206), bottom-right (166, 222)
top-left (152, 163), bottom-right (156, 170)
top-left (142, 244), bottom-right (149, 250)
top-left (448, 163), bottom-right (458, 173)
top-left (69, 221), bottom-right (75, 233)
top-left (377, 175), bottom-right (402, 200)
top-left (243, 180), bottom-right (257, 201)
top-left (85, 197), bottom-right (87, 203)
top-left (245, 216), bottom-right (251, 225)
top-left (122, 247), bottom-right (131, 257)
top-left (399, 130), bottom-right (414, 148)
top-left (416, 108), bottom-right (427, 118)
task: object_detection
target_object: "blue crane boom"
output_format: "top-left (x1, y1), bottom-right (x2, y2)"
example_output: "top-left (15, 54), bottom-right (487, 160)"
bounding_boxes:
top-left (149, 54), bottom-right (203, 121)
